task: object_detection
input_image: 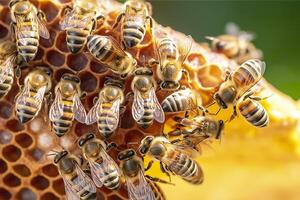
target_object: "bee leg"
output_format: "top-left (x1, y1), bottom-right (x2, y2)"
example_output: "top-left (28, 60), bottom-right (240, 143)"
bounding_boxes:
top-left (112, 13), bottom-right (125, 29)
top-left (10, 23), bottom-right (17, 41)
top-left (168, 129), bottom-right (182, 137)
top-left (224, 69), bottom-right (232, 81)
top-left (160, 161), bottom-right (173, 181)
top-left (37, 10), bottom-right (47, 22)
top-left (80, 91), bottom-right (87, 99)
top-left (182, 69), bottom-right (192, 87)
top-left (145, 175), bottom-right (175, 185)
top-left (106, 142), bottom-right (118, 151)
top-left (145, 160), bottom-right (154, 171)
top-left (229, 105), bottom-right (238, 122)
top-left (170, 138), bottom-right (182, 144)
top-left (15, 66), bottom-right (21, 87)
top-left (249, 95), bottom-right (273, 102)
top-left (62, 5), bottom-right (72, 16)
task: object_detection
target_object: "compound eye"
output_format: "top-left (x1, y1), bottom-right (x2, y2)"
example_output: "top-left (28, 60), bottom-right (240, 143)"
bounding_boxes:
top-left (73, 77), bottom-right (80, 83)
top-left (87, 133), bottom-right (94, 140)
top-left (117, 153), bottom-right (125, 161)
top-left (78, 139), bottom-right (85, 147)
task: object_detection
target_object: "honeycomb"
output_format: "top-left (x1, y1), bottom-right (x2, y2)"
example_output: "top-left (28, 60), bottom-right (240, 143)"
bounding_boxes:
top-left (0, 0), bottom-right (299, 200)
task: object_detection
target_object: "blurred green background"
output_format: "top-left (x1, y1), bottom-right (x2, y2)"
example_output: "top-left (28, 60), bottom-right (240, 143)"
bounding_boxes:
top-left (146, 1), bottom-right (300, 99)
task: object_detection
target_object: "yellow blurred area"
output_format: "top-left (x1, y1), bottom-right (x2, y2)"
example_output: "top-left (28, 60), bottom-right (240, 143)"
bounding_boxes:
top-left (146, 83), bottom-right (300, 200)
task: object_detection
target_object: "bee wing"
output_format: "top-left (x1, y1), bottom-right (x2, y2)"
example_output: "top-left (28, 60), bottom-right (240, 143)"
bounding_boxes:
top-left (104, 98), bottom-right (121, 131)
top-left (35, 15), bottom-right (50, 39)
top-left (132, 88), bottom-right (145, 121)
top-left (86, 99), bottom-right (101, 125)
top-left (60, 9), bottom-right (93, 30)
top-left (105, 36), bottom-right (127, 57)
top-left (88, 158), bottom-right (104, 188)
top-left (49, 89), bottom-right (64, 121)
top-left (73, 94), bottom-right (87, 123)
top-left (74, 163), bottom-right (97, 193)
top-left (163, 141), bottom-right (200, 159)
top-left (179, 35), bottom-right (193, 63)
top-left (62, 177), bottom-right (80, 200)
top-left (225, 22), bottom-right (255, 41)
top-left (0, 55), bottom-right (15, 84)
top-left (125, 169), bottom-right (155, 200)
top-left (149, 88), bottom-right (165, 123)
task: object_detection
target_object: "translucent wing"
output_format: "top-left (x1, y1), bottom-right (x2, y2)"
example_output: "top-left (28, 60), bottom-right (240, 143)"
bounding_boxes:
top-left (49, 89), bottom-right (64, 121)
top-left (132, 88), bottom-right (145, 121)
top-left (36, 15), bottom-right (50, 39)
top-left (62, 177), bottom-right (80, 200)
top-left (106, 36), bottom-right (127, 57)
top-left (225, 22), bottom-right (241, 36)
top-left (0, 55), bottom-right (15, 84)
top-left (105, 98), bottom-right (121, 131)
top-left (125, 168), bottom-right (155, 200)
top-left (86, 99), bottom-right (101, 125)
top-left (163, 141), bottom-right (200, 160)
top-left (60, 9), bottom-right (93, 30)
top-left (74, 163), bottom-right (97, 193)
top-left (149, 88), bottom-right (165, 123)
top-left (73, 94), bottom-right (87, 123)
top-left (179, 35), bottom-right (193, 63)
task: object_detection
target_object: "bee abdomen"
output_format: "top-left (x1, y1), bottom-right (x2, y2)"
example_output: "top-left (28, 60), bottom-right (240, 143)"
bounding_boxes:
top-left (0, 74), bottom-right (13, 98)
top-left (66, 28), bottom-right (89, 53)
top-left (98, 108), bottom-right (117, 138)
top-left (137, 102), bottom-right (154, 128)
top-left (238, 99), bottom-right (269, 127)
top-left (16, 92), bottom-right (40, 123)
top-left (122, 22), bottom-right (145, 48)
top-left (17, 27), bottom-right (39, 62)
top-left (87, 35), bottom-right (113, 62)
top-left (159, 38), bottom-right (178, 59)
top-left (162, 91), bottom-right (192, 112)
top-left (52, 102), bottom-right (74, 136)
top-left (101, 170), bottom-right (120, 190)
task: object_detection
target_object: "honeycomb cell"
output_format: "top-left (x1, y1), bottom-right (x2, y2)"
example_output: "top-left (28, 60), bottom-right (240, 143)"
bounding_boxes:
top-left (0, 101), bottom-right (12, 119)
top-left (40, 1), bottom-right (59, 22)
top-left (108, 194), bottom-right (123, 200)
top-left (79, 71), bottom-right (97, 93)
top-left (96, 191), bottom-right (105, 200)
top-left (120, 108), bottom-right (135, 129)
top-left (67, 53), bottom-right (88, 71)
top-left (0, 130), bottom-right (12, 144)
top-left (42, 163), bottom-right (59, 177)
top-left (187, 53), bottom-right (207, 67)
top-left (75, 123), bottom-right (93, 137)
top-left (40, 192), bottom-right (59, 200)
top-left (28, 148), bottom-right (44, 161)
top-left (31, 175), bottom-right (49, 190)
top-left (0, 159), bottom-right (7, 173)
top-left (15, 133), bottom-right (33, 148)
top-left (2, 145), bottom-right (22, 162)
top-left (53, 178), bottom-right (65, 195)
top-left (3, 173), bottom-right (21, 187)
top-left (90, 60), bottom-right (108, 74)
top-left (13, 164), bottom-right (31, 177)
top-left (5, 83), bottom-right (19, 103)
top-left (0, 187), bottom-right (11, 200)
top-left (125, 130), bottom-right (145, 149)
top-left (0, 24), bottom-right (8, 39)
top-left (46, 50), bottom-right (65, 67)
top-left (0, 7), bottom-right (11, 24)
top-left (35, 47), bottom-right (45, 60)
top-left (6, 119), bottom-right (25, 132)
top-left (55, 32), bottom-right (69, 52)
top-left (16, 188), bottom-right (37, 200)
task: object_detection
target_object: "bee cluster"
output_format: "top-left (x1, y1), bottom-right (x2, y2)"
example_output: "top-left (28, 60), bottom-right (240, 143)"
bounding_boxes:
top-left (0, 0), bottom-right (268, 200)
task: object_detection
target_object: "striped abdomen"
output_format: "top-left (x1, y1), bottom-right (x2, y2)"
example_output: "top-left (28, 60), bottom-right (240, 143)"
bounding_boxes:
top-left (158, 37), bottom-right (178, 61)
top-left (16, 21), bottom-right (39, 62)
top-left (146, 178), bottom-right (166, 200)
top-left (137, 98), bottom-right (154, 129)
top-left (87, 36), bottom-right (114, 63)
top-left (97, 103), bottom-right (118, 138)
top-left (66, 27), bottom-right (90, 54)
top-left (16, 89), bottom-right (41, 123)
top-left (52, 99), bottom-right (74, 137)
top-left (0, 70), bottom-right (13, 98)
top-left (167, 151), bottom-right (204, 185)
top-left (71, 174), bottom-right (96, 200)
top-left (122, 20), bottom-right (146, 48)
top-left (99, 167), bottom-right (120, 190)
top-left (233, 59), bottom-right (265, 87)
top-left (162, 89), bottom-right (196, 112)
top-left (238, 98), bottom-right (269, 127)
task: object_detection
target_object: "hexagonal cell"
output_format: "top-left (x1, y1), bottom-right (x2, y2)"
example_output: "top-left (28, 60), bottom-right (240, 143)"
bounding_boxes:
top-left (3, 173), bottom-right (21, 187)
top-left (40, 29), bottom-right (56, 48)
top-left (40, 1), bottom-right (59, 22)
top-left (90, 61), bottom-right (108, 74)
top-left (124, 130), bottom-right (145, 150)
top-left (0, 101), bottom-right (13, 119)
top-left (28, 148), bottom-right (44, 161)
top-left (42, 163), bottom-right (59, 177)
top-left (79, 71), bottom-right (97, 93)
top-left (13, 164), bottom-right (31, 177)
top-left (2, 145), bottom-right (22, 162)
top-left (35, 47), bottom-right (45, 60)
top-left (40, 192), bottom-right (59, 200)
top-left (67, 53), bottom-right (88, 71)
top-left (53, 178), bottom-right (65, 195)
top-left (0, 159), bottom-right (7, 174)
top-left (0, 187), bottom-right (11, 200)
top-left (6, 119), bottom-right (25, 132)
top-left (15, 133), bottom-right (33, 148)
top-left (75, 123), bottom-right (93, 137)
top-left (0, 130), bottom-right (12, 144)
top-left (56, 32), bottom-right (69, 52)
top-left (31, 175), bottom-right (49, 190)
top-left (46, 50), bottom-right (65, 67)
top-left (120, 108), bottom-right (135, 129)
top-left (16, 188), bottom-right (37, 200)
top-left (0, 24), bottom-right (8, 39)
top-left (108, 194), bottom-right (123, 200)
top-left (95, 191), bottom-right (105, 200)
top-left (0, 7), bottom-right (11, 24)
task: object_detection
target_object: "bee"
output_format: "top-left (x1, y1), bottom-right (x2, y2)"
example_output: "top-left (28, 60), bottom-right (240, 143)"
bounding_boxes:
top-left (60, 0), bottom-right (110, 54)
top-left (154, 35), bottom-right (192, 90)
top-left (9, 0), bottom-right (50, 62)
top-left (15, 67), bottom-right (52, 123)
top-left (113, 0), bottom-right (153, 49)
top-left (161, 88), bottom-right (202, 113)
top-left (87, 35), bottom-right (137, 78)
top-left (78, 133), bottom-right (122, 190)
top-left (86, 79), bottom-right (124, 139)
top-left (52, 150), bottom-right (97, 200)
top-left (146, 177), bottom-right (166, 200)
top-left (139, 136), bottom-right (204, 185)
top-left (49, 74), bottom-right (87, 137)
top-left (207, 22), bottom-right (262, 64)
top-left (213, 59), bottom-right (269, 127)
top-left (0, 41), bottom-right (18, 98)
top-left (131, 67), bottom-right (165, 128)
top-left (118, 149), bottom-right (156, 200)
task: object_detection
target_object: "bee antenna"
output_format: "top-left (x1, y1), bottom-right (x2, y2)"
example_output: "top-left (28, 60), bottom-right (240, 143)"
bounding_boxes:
top-left (205, 36), bottom-right (217, 41)
top-left (205, 101), bottom-right (216, 109)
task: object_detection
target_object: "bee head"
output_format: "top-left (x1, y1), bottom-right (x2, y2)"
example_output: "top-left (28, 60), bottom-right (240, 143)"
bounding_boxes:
top-left (54, 150), bottom-right (68, 164)
top-left (213, 93), bottom-right (227, 109)
top-left (78, 133), bottom-right (95, 147)
top-left (134, 67), bottom-right (153, 76)
top-left (104, 78), bottom-right (124, 90)
top-left (118, 149), bottom-right (136, 161)
top-left (10, 0), bottom-right (32, 15)
top-left (37, 66), bottom-right (53, 77)
top-left (216, 120), bottom-right (224, 139)
top-left (139, 136), bottom-right (154, 155)
top-left (214, 85), bottom-right (236, 109)
top-left (62, 73), bottom-right (81, 84)
top-left (160, 81), bottom-right (180, 90)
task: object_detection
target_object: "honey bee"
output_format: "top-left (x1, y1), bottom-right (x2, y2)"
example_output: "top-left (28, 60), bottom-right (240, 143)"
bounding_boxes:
top-left (0, 41), bottom-right (18, 98)
top-left (161, 88), bottom-right (202, 113)
top-left (139, 136), bottom-right (204, 185)
top-left (207, 22), bottom-right (262, 64)
top-left (131, 67), bottom-right (165, 128)
top-left (86, 79), bottom-right (124, 139)
top-left (9, 0), bottom-right (50, 62)
top-left (113, 0), bottom-right (153, 49)
top-left (78, 133), bottom-right (122, 190)
top-left (52, 150), bottom-right (97, 200)
top-left (118, 149), bottom-right (156, 200)
top-left (60, 0), bottom-right (110, 54)
top-left (146, 177), bottom-right (166, 200)
top-left (213, 59), bottom-right (269, 127)
top-left (49, 74), bottom-right (87, 137)
top-left (15, 67), bottom-right (52, 123)
top-left (154, 35), bottom-right (193, 90)
top-left (87, 35), bottom-right (137, 78)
